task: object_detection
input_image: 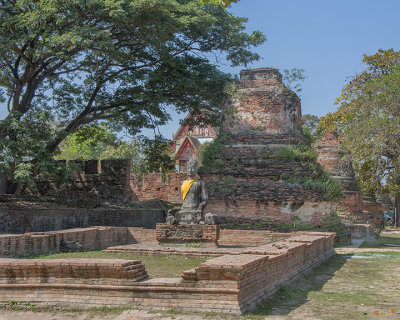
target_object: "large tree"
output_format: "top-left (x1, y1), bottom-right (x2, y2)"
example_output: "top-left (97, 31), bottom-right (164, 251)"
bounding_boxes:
top-left (318, 49), bottom-right (400, 224)
top-left (0, 0), bottom-right (264, 184)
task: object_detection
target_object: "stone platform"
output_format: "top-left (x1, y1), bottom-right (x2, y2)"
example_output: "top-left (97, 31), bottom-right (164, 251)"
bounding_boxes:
top-left (155, 223), bottom-right (220, 246)
top-left (104, 242), bottom-right (245, 257)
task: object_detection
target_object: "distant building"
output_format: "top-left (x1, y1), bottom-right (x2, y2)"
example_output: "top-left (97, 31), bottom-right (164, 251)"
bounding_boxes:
top-left (172, 117), bottom-right (218, 172)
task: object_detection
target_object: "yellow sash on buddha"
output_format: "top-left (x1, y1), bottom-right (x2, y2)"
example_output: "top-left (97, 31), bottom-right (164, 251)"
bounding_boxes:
top-left (181, 179), bottom-right (195, 202)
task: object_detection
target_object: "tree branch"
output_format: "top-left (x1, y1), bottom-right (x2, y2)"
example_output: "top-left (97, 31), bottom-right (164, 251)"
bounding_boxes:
top-left (12, 44), bottom-right (34, 68)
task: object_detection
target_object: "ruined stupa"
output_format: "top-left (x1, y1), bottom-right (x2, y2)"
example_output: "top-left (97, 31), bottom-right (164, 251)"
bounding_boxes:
top-left (200, 68), bottom-right (335, 223)
top-left (316, 131), bottom-right (389, 223)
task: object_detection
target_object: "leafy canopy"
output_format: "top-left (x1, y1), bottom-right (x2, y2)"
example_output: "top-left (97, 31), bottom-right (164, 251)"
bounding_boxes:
top-left (318, 49), bottom-right (400, 198)
top-left (56, 125), bottom-right (174, 176)
top-left (200, 0), bottom-right (238, 8)
top-left (0, 0), bottom-right (264, 185)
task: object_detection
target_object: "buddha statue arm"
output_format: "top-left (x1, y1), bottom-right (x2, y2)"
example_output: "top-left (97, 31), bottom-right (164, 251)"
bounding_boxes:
top-left (197, 181), bottom-right (208, 212)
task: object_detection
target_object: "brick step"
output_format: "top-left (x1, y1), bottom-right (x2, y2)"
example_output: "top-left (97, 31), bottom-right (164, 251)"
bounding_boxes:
top-left (124, 263), bottom-right (146, 271)
top-left (182, 268), bottom-right (197, 281)
top-left (205, 182), bottom-right (323, 201)
top-left (225, 134), bottom-right (305, 146)
top-left (126, 268), bottom-right (147, 276)
top-left (219, 147), bottom-right (315, 160)
top-left (127, 269), bottom-right (149, 279)
top-left (202, 167), bottom-right (316, 178)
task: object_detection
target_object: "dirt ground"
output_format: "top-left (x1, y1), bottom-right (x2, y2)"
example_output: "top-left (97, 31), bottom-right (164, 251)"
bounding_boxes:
top-left (2, 232), bottom-right (400, 320)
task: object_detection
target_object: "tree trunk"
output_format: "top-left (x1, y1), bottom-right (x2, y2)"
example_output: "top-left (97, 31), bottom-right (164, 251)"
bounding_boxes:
top-left (395, 195), bottom-right (400, 227)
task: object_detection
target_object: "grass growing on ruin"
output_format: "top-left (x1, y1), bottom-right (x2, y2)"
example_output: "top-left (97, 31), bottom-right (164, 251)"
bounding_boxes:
top-left (0, 302), bottom-right (129, 317)
top-left (25, 251), bottom-right (208, 278)
top-left (360, 231), bottom-right (400, 248)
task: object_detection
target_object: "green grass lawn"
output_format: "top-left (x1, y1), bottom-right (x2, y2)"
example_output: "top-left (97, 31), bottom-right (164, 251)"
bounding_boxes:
top-left (243, 251), bottom-right (400, 319)
top-left (24, 251), bottom-right (207, 278)
top-left (360, 230), bottom-right (400, 248)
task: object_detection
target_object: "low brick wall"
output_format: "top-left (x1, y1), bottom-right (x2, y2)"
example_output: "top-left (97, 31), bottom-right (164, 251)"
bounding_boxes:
top-left (0, 259), bottom-right (148, 285)
top-left (0, 227), bottom-right (135, 258)
top-left (219, 229), bottom-right (291, 246)
top-left (0, 207), bottom-right (164, 234)
top-left (0, 232), bottom-right (335, 314)
top-left (127, 227), bottom-right (158, 243)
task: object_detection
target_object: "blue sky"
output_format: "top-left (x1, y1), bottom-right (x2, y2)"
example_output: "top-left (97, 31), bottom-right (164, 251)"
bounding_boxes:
top-left (155, 0), bottom-right (400, 138)
top-left (2, 0), bottom-right (400, 140)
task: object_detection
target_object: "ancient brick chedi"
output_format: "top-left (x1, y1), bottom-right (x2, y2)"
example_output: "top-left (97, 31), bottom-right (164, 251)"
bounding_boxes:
top-left (316, 131), bottom-right (389, 222)
top-left (316, 131), bottom-right (361, 213)
top-left (200, 68), bottom-right (334, 223)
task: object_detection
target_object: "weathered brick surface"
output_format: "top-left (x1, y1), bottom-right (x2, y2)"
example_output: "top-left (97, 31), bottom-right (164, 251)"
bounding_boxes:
top-left (35, 159), bottom-right (132, 201)
top-left (0, 259), bottom-right (148, 285)
top-left (199, 68), bottom-right (334, 223)
top-left (0, 207), bottom-right (164, 234)
top-left (155, 223), bottom-right (219, 245)
top-left (316, 132), bottom-right (389, 224)
top-left (218, 229), bottom-right (290, 246)
top-left (128, 227), bottom-right (158, 243)
top-left (224, 68), bottom-right (301, 134)
top-left (0, 232), bottom-right (334, 314)
top-left (130, 173), bottom-right (187, 203)
top-left (0, 227), bottom-right (134, 258)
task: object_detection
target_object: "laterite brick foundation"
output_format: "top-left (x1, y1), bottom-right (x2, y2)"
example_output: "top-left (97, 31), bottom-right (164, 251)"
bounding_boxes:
top-left (0, 231), bottom-right (335, 314)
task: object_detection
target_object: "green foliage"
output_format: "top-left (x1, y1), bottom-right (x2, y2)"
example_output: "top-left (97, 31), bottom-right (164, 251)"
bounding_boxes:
top-left (0, 111), bottom-right (71, 190)
top-left (320, 212), bottom-right (347, 234)
top-left (0, 0), bottom-right (264, 185)
top-left (301, 114), bottom-right (321, 142)
top-left (208, 175), bottom-right (236, 196)
top-left (56, 126), bottom-right (173, 178)
top-left (304, 173), bottom-right (343, 201)
top-left (200, 0), bottom-right (238, 7)
top-left (198, 132), bottom-right (228, 173)
top-left (260, 145), bottom-right (270, 158)
top-left (138, 136), bottom-right (174, 176)
top-left (274, 143), bottom-right (342, 201)
top-left (55, 124), bottom-right (117, 160)
top-left (195, 141), bottom-right (211, 168)
top-left (273, 145), bottom-right (318, 163)
top-left (319, 49), bottom-right (400, 197)
top-left (290, 215), bottom-right (301, 227)
top-left (282, 68), bottom-right (306, 94)
top-left (319, 49), bottom-right (400, 223)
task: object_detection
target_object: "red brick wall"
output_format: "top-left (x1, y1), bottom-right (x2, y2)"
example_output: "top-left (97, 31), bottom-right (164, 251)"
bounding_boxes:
top-left (0, 227), bottom-right (134, 258)
top-left (130, 172), bottom-right (187, 203)
top-left (218, 229), bottom-right (291, 246)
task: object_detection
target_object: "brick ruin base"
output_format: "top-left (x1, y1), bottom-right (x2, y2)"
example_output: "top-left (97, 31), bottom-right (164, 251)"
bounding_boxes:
top-left (0, 226), bottom-right (134, 258)
top-left (155, 223), bottom-right (219, 246)
top-left (0, 232), bottom-right (335, 314)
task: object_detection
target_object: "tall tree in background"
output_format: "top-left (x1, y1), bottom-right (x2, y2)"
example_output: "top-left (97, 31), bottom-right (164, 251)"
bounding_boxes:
top-left (0, 0), bottom-right (264, 185)
top-left (301, 114), bottom-right (320, 139)
top-left (55, 123), bottom-right (118, 160)
top-left (318, 49), bottom-right (400, 225)
top-left (56, 125), bottom-right (173, 176)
